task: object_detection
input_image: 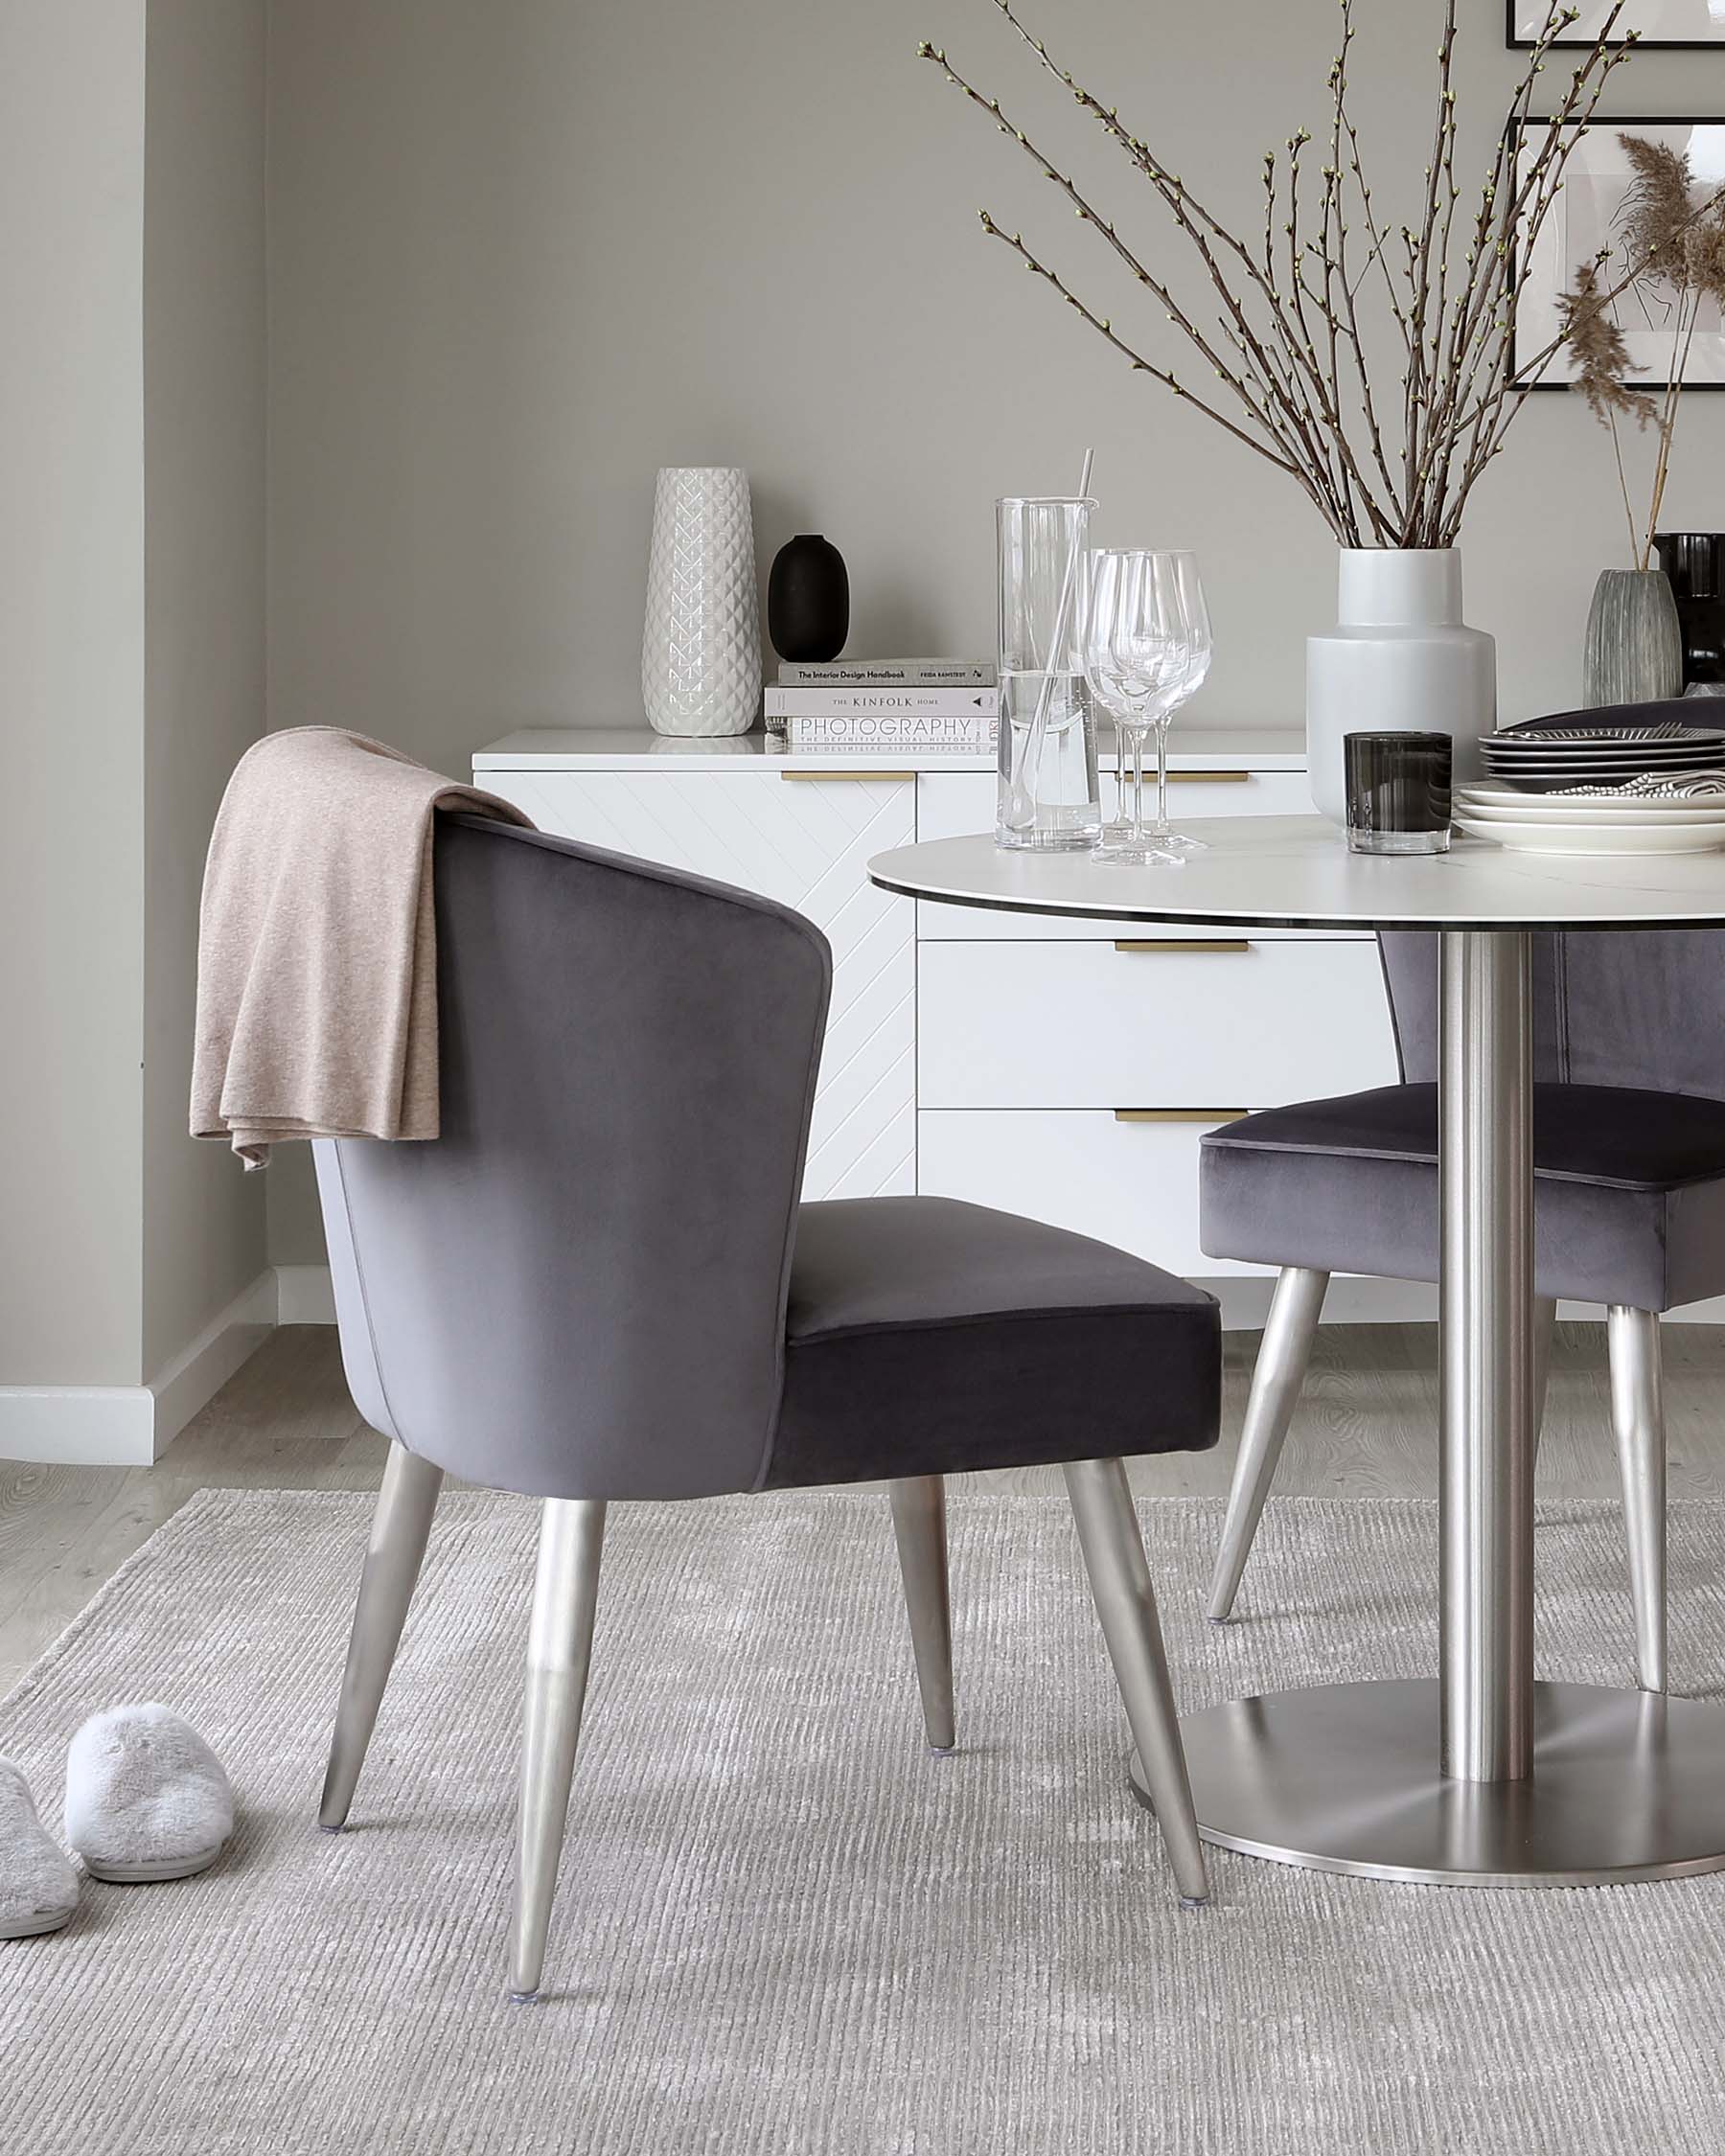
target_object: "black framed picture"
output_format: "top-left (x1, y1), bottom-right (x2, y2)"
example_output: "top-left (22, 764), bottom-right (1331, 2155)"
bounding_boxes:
top-left (1509, 117), bottom-right (1725, 390)
top-left (1509, 3), bottom-right (1725, 45)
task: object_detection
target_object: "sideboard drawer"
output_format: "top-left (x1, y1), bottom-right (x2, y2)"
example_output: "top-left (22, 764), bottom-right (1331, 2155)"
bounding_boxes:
top-left (483, 768), bottom-right (915, 1199)
top-left (919, 937), bottom-right (1398, 1109)
top-left (914, 769), bottom-right (1324, 940)
top-left (917, 1110), bottom-right (1260, 1277)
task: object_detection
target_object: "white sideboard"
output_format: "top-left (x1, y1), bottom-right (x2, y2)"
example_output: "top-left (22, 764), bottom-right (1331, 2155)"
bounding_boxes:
top-left (475, 726), bottom-right (1403, 1321)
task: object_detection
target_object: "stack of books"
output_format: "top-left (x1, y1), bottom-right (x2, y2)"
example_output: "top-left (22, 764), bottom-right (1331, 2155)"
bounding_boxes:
top-left (764, 659), bottom-right (998, 752)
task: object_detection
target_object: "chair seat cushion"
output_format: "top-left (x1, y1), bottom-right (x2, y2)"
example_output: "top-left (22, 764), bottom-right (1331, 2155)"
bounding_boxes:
top-left (1200, 1083), bottom-right (1725, 1312)
top-left (770, 1198), bottom-right (1220, 1489)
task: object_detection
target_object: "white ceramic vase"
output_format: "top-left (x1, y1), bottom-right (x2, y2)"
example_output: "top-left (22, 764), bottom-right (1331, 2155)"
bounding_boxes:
top-left (1305, 548), bottom-right (1494, 824)
top-left (641, 466), bottom-right (762, 736)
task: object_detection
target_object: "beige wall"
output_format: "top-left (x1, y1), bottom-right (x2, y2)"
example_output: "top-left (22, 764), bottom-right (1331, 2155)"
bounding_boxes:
top-left (0, 1), bottom-right (149, 1385)
top-left (263, 0), bottom-right (1725, 1265)
top-left (142, 0), bottom-right (268, 1376)
top-left (0, 0), bottom-right (265, 1392)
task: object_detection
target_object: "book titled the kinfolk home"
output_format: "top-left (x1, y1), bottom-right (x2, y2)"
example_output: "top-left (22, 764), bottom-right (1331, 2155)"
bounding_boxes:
top-left (764, 686), bottom-right (999, 720)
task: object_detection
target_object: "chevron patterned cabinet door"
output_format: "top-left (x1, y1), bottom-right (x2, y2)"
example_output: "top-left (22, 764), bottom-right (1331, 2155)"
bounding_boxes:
top-left (490, 771), bottom-right (916, 1199)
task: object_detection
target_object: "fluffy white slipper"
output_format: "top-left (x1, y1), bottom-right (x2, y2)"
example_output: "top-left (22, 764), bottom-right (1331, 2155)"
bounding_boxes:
top-left (0, 1759), bottom-right (79, 1938)
top-left (64, 1705), bottom-right (234, 1884)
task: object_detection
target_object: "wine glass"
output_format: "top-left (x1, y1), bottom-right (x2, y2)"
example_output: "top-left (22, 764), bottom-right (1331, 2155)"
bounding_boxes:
top-left (1139, 552), bottom-right (1212, 855)
top-left (1082, 550), bottom-right (1185, 867)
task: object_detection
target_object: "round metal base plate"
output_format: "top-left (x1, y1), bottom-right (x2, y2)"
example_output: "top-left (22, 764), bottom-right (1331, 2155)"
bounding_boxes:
top-left (1131, 1679), bottom-right (1725, 1887)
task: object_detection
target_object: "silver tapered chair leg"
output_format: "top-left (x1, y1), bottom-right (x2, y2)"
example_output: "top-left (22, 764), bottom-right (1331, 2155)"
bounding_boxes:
top-left (1531, 1295), bottom-right (1557, 1470)
top-left (1608, 1305), bottom-right (1668, 1695)
top-left (1063, 1457), bottom-right (1208, 1907)
top-left (1206, 1266), bottom-right (1329, 1623)
top-left (509, 1498), bottom-right (607, 2004)
top-left (889, 1477), bottom-right (955, 1753)
top-left (319, 1439), bottom-right (446, 1831)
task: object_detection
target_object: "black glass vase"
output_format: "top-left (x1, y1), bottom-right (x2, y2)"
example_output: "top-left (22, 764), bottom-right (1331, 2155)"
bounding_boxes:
top-left (768, 534), bottom-right (849, 663)
top-left (1654, 533), bottom-right (1725, 689)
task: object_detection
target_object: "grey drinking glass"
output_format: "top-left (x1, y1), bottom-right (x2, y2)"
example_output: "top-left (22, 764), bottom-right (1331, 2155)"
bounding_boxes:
top-left (1082, 549), bottom-right (1184, 868)
top-left (1141, 553), bottom-right (1212, 856)
top-left (1344, 730), bottom-right (1453, 854)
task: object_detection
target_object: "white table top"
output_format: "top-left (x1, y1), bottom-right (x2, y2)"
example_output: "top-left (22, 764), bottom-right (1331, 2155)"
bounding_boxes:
top-left (868, 817), bottom-right (1725, 931)
top-left (472, 723), bottom-right (1305, 774)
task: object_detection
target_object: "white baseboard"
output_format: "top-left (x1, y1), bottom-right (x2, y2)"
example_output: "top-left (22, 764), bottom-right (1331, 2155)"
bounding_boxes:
top-left (191, 1267), bottom-right (1725, 1338)
top-left (1652, 1296), bottom-right (1725, 1325)
top-left (1211, 1275), bottom-right (1438, 1330)
top-left (0, 1270), bottom-right (278, 1468)
top-left (0, 1386), bottom-right (159, 1467)
top-left (275, 1264), bottom-right (335, 1325)
top-left (268, 1267), bottom-right (1438, 1332)
top-left (6, 1260), bottom-right (1722, 1468)
top-left (263, 1266), bottom-right (1442, 1335)
top-left (1211, 1276), bottom-right (1725, 1332)
top-left (149, 1271), bottom-right (278, 1455)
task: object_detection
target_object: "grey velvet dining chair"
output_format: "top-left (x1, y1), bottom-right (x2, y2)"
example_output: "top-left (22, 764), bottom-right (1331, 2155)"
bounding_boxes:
top-left (1200, 925), bottom-right (1725, 1693)
top-left (310, 814), bottom-right (1223, 2001)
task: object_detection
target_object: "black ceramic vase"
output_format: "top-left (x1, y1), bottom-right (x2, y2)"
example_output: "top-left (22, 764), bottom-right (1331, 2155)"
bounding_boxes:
top-left (768, 534), bottom-right (849, 663)
top-left (1654, 533), bottom-right (1725, 689)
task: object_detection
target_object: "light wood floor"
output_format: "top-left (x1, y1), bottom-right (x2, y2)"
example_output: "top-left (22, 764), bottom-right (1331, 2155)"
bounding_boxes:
top-left (5, 1319), bottom-right (1725, 1692)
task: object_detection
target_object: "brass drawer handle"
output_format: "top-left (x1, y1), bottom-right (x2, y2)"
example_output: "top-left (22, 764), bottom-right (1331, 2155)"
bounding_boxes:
top-left (779, 769), bottom-right (916, 783)
top-left (1166, 769), bottom-right (1251, 784)
top-left (1114, 939), bottom-right (1252, 955)
top-left (1114, 1109), bottom-right (1251, 1124)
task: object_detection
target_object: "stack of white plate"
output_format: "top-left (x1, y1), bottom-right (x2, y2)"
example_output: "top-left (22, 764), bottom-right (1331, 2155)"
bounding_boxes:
top-left (1455, 783), bottom-right (1725, 855)
top-left (1480, 723), bottom-right (1725, 793)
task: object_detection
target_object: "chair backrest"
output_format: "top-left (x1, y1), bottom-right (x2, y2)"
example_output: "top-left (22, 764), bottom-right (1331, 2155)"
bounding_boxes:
top-left (314, 815), bottom-right (832, 1501)
top-left (1377, 929), bottom-right (1725, 1097)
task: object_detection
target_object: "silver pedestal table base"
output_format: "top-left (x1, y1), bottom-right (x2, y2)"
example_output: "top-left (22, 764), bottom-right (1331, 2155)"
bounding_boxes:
top-left (864, 829), bottom-right (1725, 1895)
top-left (1129, 1681), bottom-right (1725, 1886)
top-left (1141, 930), bottom-right (1725, 1888)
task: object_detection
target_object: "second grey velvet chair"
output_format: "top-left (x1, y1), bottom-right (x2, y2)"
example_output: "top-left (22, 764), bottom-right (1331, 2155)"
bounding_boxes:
top-left (312, 815), bottom-right (1223, 2000)
top-left (1199, 927), bottom-right (1725, 1692)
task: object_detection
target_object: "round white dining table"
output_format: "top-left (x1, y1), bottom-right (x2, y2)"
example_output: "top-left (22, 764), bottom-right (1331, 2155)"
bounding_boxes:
top-left (870, 815), bottom-right (1725, 1887)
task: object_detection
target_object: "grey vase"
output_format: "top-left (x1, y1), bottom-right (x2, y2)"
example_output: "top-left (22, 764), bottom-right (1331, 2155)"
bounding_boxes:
top-left (1583, 569), bottom-right (1684, 708)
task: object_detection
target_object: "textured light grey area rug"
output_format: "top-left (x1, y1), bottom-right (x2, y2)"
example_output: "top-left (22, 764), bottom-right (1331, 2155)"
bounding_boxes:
top-left (4, 1488), bottom-right (1725, 2155)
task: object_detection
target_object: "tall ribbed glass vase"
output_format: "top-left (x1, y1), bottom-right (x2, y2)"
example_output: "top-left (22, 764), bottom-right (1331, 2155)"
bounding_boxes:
top-left (1583, 569), bottom-right (1684, 708)
top-left (641, 467), bottom-right (762, 736)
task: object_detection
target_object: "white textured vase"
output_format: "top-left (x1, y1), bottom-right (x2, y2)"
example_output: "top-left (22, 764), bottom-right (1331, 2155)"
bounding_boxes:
top-left (1305, 549), bottom-right (1494, 824)
top-left (641, 467), bottom-right (762, 736)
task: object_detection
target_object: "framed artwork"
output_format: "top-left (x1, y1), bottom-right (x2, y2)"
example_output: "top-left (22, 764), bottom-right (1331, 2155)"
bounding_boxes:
top-left (1510, 118), bottom-right (1725, 390)
top-left (1509, 3), bottom-right (1725, 45)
